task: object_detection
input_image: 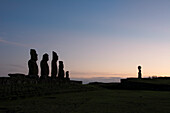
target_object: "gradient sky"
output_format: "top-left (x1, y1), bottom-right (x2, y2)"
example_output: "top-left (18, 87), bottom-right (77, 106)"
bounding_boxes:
top-left (1, 0), bottom-right (170, 79)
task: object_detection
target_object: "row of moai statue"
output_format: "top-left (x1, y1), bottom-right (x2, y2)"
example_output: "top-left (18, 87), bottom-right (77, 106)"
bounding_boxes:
top-left (28, 49), bottom-right (70, 80)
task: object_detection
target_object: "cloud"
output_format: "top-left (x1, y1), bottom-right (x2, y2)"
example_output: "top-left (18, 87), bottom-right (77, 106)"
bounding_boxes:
top-left (0, 38), bottom-right (29, 47)
top-left (8, 64), bottom-right (25, 69)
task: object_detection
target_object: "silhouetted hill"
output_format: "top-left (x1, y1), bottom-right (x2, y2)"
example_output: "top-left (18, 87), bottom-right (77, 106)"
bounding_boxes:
top-left (121, 77), bottom-right (170, 90)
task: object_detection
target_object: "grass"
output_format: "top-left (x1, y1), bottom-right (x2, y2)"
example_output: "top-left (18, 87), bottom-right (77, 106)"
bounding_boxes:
top-left (1, 88), bottom-right (170, 113)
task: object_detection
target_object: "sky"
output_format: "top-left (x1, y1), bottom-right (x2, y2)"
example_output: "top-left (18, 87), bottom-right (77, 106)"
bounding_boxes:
top-left (1, 0), bottom-right (170, 81)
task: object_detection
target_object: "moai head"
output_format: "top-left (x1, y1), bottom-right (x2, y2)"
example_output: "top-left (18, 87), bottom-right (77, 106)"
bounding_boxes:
top-left (138, 66), bottom-right (141, 71)
top-left (42, 53), bottom-right (49, 61)
top-left (59, 61), bottom-right (64, 68)
top-left (52, 51), bottom-right (58, 61)
top-left (30, 49), bottom-right (38, 61)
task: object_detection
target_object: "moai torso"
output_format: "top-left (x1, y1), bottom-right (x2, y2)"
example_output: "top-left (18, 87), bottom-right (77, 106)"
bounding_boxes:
top-left (28, 49), bottom-right (38, 75)
top-left (58, 61), bottom-right (64, 79)
top-left (40, 54), bottom-right (49, 79)
top-left (51, 51), bottom-right (58, 79)
top-left (28, 60), bottom-right (38, 75)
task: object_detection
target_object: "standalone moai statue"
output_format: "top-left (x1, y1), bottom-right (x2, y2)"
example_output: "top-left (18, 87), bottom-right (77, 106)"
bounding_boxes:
top-left (40, 53), bottom-right (49, 79)
top-left (51, 51), bottom-right (58, 79)
top-left (66, 71), bottom-right (70, 81)
top-left (58, 61), bottom-right (65, 80)
top-left (28, 49), bottom-right (39, 77)
top-left (138, 66), bottom-right (142, 79)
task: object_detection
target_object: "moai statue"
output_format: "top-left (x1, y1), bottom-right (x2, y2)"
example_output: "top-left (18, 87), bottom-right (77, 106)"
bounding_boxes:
top-left (66, 71), bottom-right (70, 81)
top-left (28, 49), bottom-right (38, 76)
top-left (51, 51), bottom-right (58, 79)
top-left (138, 66), bottom-right (142, 79)
top-left (58, 61), bottom-right (65, 80)
top-left (40, 53), bottom-right (49, 79)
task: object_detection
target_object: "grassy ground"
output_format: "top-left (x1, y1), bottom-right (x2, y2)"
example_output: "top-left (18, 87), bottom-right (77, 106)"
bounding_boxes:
top-left (0, 83), bottom-right (96, 100)
top-left (1, 88), bottom-right (170, 113)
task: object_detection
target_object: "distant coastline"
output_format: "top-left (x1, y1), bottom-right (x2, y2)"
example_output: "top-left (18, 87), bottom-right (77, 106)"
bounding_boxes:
top-left (71, 77), bottom-right (122, 84)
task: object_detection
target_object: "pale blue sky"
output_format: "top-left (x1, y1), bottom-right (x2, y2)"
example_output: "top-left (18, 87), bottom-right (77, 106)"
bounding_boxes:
top-left (1, 0), bottom-right (170, 79)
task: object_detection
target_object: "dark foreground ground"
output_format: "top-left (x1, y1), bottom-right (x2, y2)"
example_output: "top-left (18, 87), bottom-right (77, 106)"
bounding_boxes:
top-left (1, 85), bottom-right (170, 113)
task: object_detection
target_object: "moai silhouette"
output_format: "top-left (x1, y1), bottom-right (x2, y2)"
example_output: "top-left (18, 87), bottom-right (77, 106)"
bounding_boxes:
top-left (66, 71), bottom-right (70, 81)
top-left (58, 61), bottom-right (65, 80)
top-left (51, 51), bottom-right (58, 79)
top-left (28, 49), bottom-right (38, 76)
top-left (138, 66), bottom-right (142, 79)
top-left (40, 53), bottom-right (49, 79)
